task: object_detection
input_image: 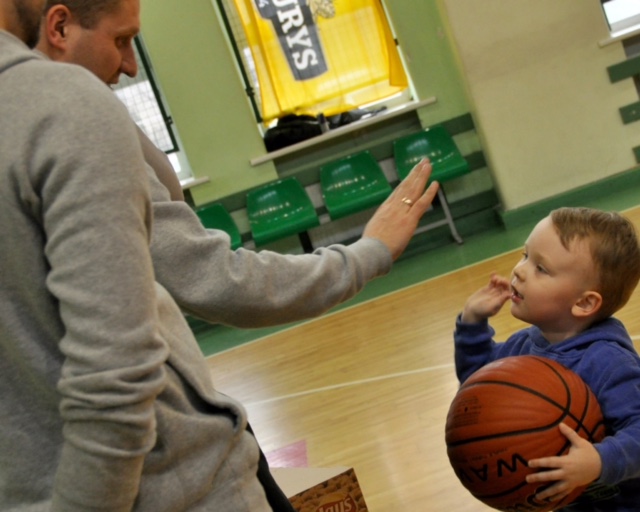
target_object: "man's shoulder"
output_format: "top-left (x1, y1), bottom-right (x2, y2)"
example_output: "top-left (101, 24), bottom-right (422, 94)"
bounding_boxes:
top-left (19, 62), bottom-right (137, 150)
top-left (32, 60), bottom-right (115, 107)
top-left (1, 45), bottom-right (122, 123)
top-left (0, 30), bottom-right (37, 70)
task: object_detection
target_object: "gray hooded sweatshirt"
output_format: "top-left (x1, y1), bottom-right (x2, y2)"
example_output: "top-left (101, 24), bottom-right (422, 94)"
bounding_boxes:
top-left (0, 30), bottom-right (270, 511)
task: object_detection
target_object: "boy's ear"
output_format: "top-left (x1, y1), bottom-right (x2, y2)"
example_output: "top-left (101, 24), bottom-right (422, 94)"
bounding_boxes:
top-left (572, 291), bottom-right (603, 318)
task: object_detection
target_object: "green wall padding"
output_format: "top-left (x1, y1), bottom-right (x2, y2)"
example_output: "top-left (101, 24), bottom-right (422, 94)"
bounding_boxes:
top-left (620, 101), bottom-right (640, 124)
top-left (608, 54), bottom-right (640, 83)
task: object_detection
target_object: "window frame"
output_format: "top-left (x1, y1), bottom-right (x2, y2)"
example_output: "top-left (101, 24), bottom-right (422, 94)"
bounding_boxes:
top-left (213, 0), bottom-right (413, 129)
top-left (112, 36), bottom-right (194, 181)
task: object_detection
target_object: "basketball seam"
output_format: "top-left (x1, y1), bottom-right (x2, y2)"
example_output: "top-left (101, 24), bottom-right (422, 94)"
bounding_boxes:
top-left (446, 356), bottom-right (605, 511)
top-left (448, 379), bottom-right (573, 447)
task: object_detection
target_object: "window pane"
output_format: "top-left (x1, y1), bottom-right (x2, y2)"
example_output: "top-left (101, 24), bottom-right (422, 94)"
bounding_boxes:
top-left (113, 37), bottom-right (178, 153)
top-left (601, 0), bottom-right (640, 34)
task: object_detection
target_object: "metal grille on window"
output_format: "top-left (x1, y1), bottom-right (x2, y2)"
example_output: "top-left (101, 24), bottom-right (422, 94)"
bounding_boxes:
top-left (113, 36), bottom-right (178, 154)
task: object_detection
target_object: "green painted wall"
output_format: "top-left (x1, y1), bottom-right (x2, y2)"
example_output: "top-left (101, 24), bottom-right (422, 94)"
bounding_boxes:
top-left (140, 0), bottom-right (277, 205)
top-left (141, 1), bottom-right (640, 215)
top-left (384, 0), bottom-right (470, 125)
top-left (140, 0), bottom-right (471, 206)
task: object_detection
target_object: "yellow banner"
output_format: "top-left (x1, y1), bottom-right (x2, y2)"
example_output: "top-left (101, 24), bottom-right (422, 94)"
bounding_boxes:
top-left (233, 0), bottom-right (408, 123)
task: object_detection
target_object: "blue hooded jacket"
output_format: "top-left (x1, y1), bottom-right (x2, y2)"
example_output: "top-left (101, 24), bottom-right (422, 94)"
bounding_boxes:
top-left (454, 317), bottom-right (640, 511)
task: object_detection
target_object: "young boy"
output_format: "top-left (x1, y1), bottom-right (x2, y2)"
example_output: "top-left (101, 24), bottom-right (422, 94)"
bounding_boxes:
top-left (454, 207), bottom-right (640, 511)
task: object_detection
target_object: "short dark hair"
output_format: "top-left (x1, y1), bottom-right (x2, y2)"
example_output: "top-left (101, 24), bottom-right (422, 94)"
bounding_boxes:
top-left (44, 0), bottom-right (124, 29)
top-left (550, 207), bottom-right (640, 319)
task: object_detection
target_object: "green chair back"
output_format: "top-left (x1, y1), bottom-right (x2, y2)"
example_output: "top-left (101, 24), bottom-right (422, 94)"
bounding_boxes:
top-left (246, 177), bottom-right (320, 247)
top-left (196, 203), bottom-right (242, 250)
top-left (320, 151), bottom-right (392, 220)
top-left (394, 125), bottom-right (469, 182)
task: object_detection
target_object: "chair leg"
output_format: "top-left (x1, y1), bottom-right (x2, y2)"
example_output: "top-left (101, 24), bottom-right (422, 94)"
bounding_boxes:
top-left (437, 188), bottom-right (463, 244)
top-left (298, 231), bottom-right (314, 253)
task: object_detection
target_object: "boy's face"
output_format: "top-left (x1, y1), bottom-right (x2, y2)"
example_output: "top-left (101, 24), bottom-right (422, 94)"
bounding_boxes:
top-left (510, 216), bottom-right (598, 339)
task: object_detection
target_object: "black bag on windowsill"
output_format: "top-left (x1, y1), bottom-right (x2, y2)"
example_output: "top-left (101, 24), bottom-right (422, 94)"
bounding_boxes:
top-left (263, 114), bottom-right (322, 152)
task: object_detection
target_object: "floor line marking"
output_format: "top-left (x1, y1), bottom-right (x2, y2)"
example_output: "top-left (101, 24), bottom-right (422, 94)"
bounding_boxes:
top-left (245, 335), bottom-right (640, 406)
top-left (245, 363), bottom-right (455, 406)
top-left (207, 205), bottom-right (640, 359)
top-left (206, 250), bottom-right (527, 359)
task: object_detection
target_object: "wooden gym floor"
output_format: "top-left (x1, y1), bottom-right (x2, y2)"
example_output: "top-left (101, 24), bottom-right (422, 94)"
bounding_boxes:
top-left (206, 206), bottom-right (640, 511)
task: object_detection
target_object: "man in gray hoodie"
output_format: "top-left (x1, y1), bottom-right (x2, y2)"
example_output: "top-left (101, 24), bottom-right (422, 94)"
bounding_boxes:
top-left (37, 0), bottom-right (439, 330)
top-left (1, 1), bottom-right (439, 510)
top-left (1, 0), bottom-right (280, 509)
top-left (37, 3), bottom-right (441, 510)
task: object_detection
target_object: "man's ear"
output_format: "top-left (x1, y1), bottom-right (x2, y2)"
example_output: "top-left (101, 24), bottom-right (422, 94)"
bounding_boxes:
top-left (42, 5), bottom-right (72, 50)
top-left (572, 291), bottom-right (603, 319)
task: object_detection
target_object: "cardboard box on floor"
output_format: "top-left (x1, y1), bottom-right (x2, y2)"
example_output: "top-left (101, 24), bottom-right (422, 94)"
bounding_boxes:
top-left (272, 466), bottom-right (369, 512)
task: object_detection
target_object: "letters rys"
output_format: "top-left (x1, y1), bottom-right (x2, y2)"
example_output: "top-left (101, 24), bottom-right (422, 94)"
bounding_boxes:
top-left (254, 0), bottom-right (330, 80)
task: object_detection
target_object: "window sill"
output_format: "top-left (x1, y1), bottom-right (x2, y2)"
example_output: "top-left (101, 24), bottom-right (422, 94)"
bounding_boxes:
top-left (599, 24), bottom-right (640, 47)
top-left (249, 97), bottom-right (437, 167)
top-left (180, 176), bottom-right (210, 190)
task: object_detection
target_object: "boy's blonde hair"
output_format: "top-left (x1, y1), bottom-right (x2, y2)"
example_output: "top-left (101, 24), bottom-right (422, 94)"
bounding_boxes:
top-left (551, 207), bottom-right (640, 320)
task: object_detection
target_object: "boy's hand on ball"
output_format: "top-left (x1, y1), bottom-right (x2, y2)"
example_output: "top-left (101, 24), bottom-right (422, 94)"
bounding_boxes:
top-left (525, 423), bottom-right (602, 503)
top-left (461, 272), bottom-right (511, 324)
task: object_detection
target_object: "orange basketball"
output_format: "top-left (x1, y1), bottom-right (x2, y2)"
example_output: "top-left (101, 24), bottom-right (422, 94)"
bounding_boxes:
top-left (445, 355), bottom-right (606, 512)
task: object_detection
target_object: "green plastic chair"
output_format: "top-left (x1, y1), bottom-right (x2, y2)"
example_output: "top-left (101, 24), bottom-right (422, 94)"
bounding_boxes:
top-left (393, 125), bottom-right (470, 244)
top-left (196, 203), bottom-right (243, 250)
top-left (246, 177), bottom-right (320, 252)
top-left (320, 151), bottom-right (392, 220)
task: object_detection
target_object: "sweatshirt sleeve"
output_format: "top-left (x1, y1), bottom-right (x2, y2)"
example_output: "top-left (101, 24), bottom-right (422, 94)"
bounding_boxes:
top-left (30, 65), bottom-right (169, 511)
top-left (147, 170), bottom-right (393, 327)
top-left (454, 314), bottom-right (500, 383)
top-left (587, 345), bottom-right (640, 486)
top-left (137, 126), bottom-right (184, 201)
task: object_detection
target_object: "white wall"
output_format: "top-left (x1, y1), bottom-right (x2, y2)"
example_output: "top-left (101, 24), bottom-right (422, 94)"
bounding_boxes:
top-left (441, 0), bottom-right (640, 211)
